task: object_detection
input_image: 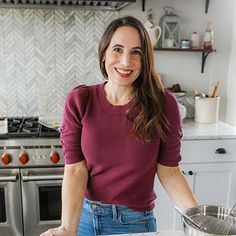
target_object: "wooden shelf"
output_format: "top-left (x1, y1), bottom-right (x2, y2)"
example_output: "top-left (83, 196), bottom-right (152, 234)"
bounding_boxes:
top-left (154, 48), bottom-right (215, 52)
top-left (154, 48), bottom-right (216, 73)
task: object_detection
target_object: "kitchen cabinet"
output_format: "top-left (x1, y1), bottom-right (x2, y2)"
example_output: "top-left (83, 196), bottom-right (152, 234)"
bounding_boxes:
top-left (153, 122), bottom-right (236, 231)
top-left (174, 162), bottom-right (236, 229)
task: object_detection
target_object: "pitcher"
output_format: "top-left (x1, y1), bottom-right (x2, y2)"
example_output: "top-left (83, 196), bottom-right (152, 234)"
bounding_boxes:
top-left (147, 26), bottom-right (161, 48)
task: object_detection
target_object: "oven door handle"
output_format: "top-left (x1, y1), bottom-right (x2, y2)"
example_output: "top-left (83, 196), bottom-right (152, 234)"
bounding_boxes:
top-left (0, 174), bottom-right (18, 182)
top-left (21, 173), bottom-right (64, 181)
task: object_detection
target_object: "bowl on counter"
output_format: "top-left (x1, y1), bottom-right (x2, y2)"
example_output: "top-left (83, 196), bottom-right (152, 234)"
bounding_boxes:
top-left (173, 91), bottom-right (187, 98)
top-left (178, 103), bottom-right (187, 120)
top-left (182, 205), bottom-right (236, 236)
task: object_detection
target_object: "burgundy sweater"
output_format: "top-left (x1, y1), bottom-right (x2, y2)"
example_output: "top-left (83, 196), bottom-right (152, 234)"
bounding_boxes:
top-left (60, 82), bottom-right (182, 211)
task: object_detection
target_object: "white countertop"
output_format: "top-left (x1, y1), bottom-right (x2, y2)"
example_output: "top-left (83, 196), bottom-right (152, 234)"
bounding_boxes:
top-left (106, 231), bottom-right (184, 236)
top-left (182, 119), bottom-right (236, 140)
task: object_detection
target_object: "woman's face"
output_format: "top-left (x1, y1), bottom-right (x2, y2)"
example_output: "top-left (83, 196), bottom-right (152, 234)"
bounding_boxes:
top-left (103, 26), bottom-right (142, 88)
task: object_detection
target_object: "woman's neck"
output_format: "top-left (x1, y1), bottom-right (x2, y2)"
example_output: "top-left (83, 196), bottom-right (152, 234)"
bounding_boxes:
top-left (104, 82), bottom-right (134, 106)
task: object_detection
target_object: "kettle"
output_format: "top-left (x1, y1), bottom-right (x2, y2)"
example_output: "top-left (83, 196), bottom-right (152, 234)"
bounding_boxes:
top-left (147, 26), bottom-right (162, 48)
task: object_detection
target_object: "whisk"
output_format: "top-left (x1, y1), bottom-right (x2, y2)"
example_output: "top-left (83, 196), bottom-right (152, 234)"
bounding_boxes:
top-left (201, 203), bottom-right (236, 235)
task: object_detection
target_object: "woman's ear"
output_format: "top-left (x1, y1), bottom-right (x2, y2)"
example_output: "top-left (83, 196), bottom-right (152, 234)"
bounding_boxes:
top-left (102, 54), bottom-right (106, 62)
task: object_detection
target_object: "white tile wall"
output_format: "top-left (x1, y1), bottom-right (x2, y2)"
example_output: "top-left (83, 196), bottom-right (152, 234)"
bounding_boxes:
top-left (0, 8), bottom-right (119, 117)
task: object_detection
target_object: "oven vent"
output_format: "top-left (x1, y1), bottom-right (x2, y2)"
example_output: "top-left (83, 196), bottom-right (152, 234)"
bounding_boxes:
top-left (0, 0), bottom-right (136, 10)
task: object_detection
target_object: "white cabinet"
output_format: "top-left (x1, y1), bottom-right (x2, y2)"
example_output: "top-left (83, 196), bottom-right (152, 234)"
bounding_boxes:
top-left (154, 139), bottom-right (236, 231)
top-left (181, 163), bottom-right (236, 206)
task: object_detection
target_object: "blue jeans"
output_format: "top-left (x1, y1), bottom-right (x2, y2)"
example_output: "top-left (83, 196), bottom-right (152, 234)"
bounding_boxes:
top-left (77, 198), bottom-right (157, 235)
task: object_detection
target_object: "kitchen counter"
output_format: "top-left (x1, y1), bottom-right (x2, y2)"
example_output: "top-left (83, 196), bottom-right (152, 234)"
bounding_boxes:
top-left (106, 232), bottom-right (184, 236)
top-left (182, 119), bottom-right (236, 140)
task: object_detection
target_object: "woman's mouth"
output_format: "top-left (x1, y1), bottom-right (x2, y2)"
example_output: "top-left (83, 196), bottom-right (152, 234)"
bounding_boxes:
top-left (115, 68), bottom-right (133, 77)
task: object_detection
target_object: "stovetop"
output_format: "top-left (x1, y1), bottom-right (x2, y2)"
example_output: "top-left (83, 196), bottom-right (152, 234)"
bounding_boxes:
top-left (0, 117), bottom-right (60, 139)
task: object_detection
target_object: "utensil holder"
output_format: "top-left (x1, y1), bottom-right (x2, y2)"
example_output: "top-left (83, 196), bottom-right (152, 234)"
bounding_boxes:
top-left (194, 96), bottom-right (220, 123)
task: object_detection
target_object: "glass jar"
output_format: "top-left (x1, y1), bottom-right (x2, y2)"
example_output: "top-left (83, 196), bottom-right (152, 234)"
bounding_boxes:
top-left (181, 39), bottom-right (190, 49)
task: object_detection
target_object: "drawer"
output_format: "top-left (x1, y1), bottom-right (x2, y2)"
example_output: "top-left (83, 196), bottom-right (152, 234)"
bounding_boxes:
top-left (180, 139), bottom-right (236, 163)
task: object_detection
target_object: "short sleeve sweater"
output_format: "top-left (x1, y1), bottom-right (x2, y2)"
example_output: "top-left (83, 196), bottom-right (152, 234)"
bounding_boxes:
top-left (60, 82), bottom-right (182, 211)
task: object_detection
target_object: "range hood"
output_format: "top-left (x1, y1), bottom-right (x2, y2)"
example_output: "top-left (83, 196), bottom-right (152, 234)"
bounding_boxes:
top-left (0, 0), bottom-right (136, 10)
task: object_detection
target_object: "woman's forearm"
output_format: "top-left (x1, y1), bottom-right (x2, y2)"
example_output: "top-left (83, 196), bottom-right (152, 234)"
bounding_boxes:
top-left (157, 164), bottom-right (197, 210)
top-left (61, 160), bottom-right (88, 234)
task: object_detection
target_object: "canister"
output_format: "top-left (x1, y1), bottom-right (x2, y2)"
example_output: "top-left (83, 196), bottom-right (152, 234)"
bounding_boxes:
top-left (190, 31), bottom-right (200, 48)
top-left (181, 39), bottom-right (190, 49)
top-left (194, 96), bottom-right (220, 123)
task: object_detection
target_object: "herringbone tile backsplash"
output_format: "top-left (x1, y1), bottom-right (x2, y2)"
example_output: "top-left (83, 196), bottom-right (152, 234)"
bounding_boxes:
top-left (0, 8), bottom-right (119, 117)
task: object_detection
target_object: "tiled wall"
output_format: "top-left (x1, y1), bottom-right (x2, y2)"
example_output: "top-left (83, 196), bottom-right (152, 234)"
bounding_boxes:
top-left (0, 8), bottom-right (119, 117)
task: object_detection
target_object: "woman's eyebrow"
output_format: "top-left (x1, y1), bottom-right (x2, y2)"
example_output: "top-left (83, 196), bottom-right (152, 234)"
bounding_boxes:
top-left (111, 44), bottom-right (124, 48)
top-left (111, 44), bottom-right (142, 50)
top-left (132, 47), bottom-right (142, 50)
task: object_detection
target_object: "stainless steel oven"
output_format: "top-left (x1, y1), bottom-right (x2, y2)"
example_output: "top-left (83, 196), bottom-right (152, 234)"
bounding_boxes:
top-left (0, 117), bottom-right (64, 236)
top-left (0, 169), bottom-right (23, 236)
top-left (21, 167), bottom-right (63, 236)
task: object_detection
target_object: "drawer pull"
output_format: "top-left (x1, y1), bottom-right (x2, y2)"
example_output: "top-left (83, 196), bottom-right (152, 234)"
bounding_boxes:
top-left (215, 148), bottom-right (226, 154)
top-left (182, 170), bottom-right (193, 176)
top-left (188, 171), bottom-right (193, 175)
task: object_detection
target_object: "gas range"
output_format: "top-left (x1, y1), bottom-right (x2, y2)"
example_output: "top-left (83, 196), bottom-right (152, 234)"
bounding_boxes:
top-left (0, 117), bottom-right (63, 168)
top-left (0, 116), bottom-right (60, 139)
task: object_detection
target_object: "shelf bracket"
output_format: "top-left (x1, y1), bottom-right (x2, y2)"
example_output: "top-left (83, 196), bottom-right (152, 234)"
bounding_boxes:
top-left (205, 0), bottom-right (210, 13)
top-left (142, 0), bottom-right (145, 11)
top-left (201, 50), bottom-right (214, 73)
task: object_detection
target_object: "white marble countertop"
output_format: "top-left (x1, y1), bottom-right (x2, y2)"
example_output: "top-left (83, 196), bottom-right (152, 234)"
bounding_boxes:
top-left (105, 231), bottom-right (184, 236)
top-left (182, 119), bottom-right (236, 140)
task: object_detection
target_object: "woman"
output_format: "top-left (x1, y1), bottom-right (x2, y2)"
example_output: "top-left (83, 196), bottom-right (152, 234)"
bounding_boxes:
top-left (41, 16), bottom-right (197, 236)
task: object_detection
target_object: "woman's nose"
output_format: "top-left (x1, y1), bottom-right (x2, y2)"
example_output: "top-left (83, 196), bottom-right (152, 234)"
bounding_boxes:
top-left (120, 52), bottom-right (131, 67)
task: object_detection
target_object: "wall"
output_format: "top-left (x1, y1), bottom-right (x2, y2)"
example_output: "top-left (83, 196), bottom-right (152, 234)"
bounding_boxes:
top-left (226, 1), bottom-right (236, 127)
top-left (0, 8), bottom-right (118, 117)
top-left (0, 1), bottom-right (235, 123)
top-left (122, 0), bottom-right (235, 121)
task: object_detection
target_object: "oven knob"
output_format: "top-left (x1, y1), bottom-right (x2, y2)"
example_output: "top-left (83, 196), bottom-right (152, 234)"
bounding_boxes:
top-left (19, 152), bottom-right (29, 164)
top-left (50, 152), bottom-right (60, 164)
top-left (1, 153), bottom-right (12, 165)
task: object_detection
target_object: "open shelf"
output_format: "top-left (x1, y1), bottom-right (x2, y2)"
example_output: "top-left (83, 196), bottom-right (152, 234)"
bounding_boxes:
top-left (154, 48), bottom-right (215, 52)
top-left (154, 48), bottom-right (216, 73)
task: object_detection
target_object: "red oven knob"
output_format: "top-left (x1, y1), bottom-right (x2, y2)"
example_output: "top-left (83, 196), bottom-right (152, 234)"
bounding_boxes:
top-left (50, 152), bottom-right (60, 164)
top-left (1, 153), bottom-right (12, 165)
top-left (19, 152), bottom-right (29, 164)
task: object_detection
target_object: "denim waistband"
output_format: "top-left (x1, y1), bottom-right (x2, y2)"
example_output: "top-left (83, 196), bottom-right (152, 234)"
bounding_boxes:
top-left (83, 198), bottom-right (153, 218)
top-left (84, 198), bottom-right (130, 219)
top-left (79, 199), bottom-right (157, 234)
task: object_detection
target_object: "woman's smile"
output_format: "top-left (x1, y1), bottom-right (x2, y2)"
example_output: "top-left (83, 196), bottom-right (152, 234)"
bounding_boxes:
top-left (115, 67), bottom-right (133, 78)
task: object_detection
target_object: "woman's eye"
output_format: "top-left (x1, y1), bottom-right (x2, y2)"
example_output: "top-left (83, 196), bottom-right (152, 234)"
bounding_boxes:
top-left (113, 48), bottom-right (122, 53)
top-left (132, 50), bottom-right (142, 56)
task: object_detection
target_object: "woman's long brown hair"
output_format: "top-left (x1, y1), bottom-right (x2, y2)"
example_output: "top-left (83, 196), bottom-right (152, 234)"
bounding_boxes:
top-left (98, 16), bottom-right (169, 142)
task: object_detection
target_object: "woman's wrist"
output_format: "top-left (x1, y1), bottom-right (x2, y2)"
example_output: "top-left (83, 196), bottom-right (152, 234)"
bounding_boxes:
top-left (58, 225), bottom-right (77, 235)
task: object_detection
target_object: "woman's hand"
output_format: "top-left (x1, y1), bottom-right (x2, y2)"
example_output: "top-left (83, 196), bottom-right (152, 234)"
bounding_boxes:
top-left (40, 225), bottom-right (77, 236)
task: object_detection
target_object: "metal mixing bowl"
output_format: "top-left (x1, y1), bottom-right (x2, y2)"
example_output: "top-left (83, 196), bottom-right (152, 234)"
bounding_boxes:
top-left (183, 205), bottom-right (236, 236)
